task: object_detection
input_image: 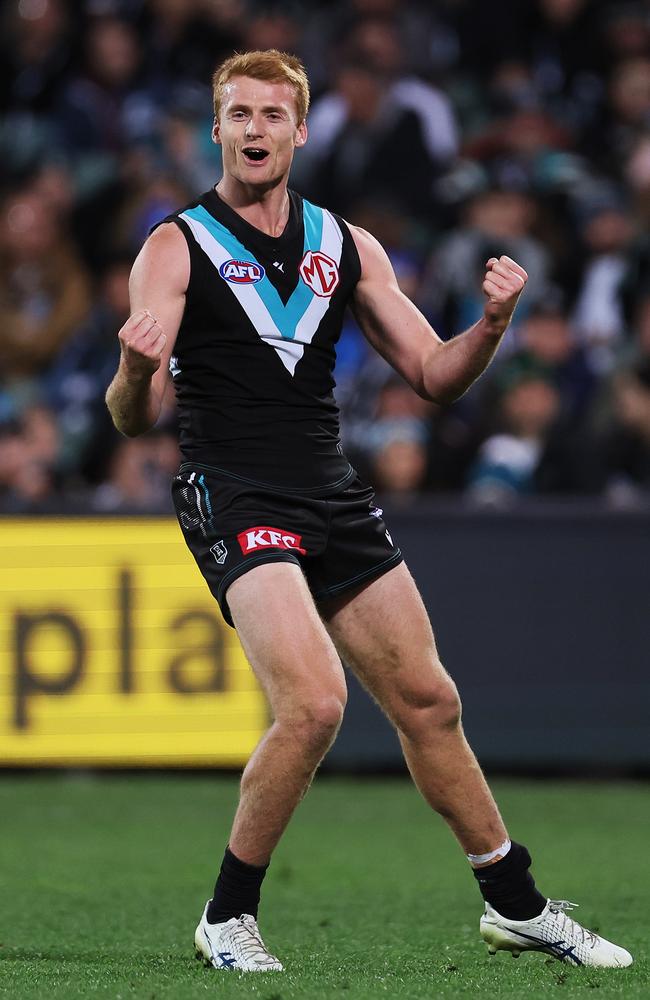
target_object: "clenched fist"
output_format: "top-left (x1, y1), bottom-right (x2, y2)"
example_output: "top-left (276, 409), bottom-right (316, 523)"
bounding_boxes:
top-left (118, 309), bottom-right (167, 378)
top-left (482, 255), bottom-right (528, 334)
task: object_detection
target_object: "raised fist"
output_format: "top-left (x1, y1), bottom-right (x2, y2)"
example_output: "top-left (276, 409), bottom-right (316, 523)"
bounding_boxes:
top-left (482, 255), bottom-right (528, 333)
top-left (118, 309), bottom-right (167, 377)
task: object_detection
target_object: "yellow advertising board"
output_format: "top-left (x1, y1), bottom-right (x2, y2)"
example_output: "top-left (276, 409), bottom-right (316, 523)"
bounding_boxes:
top-left (0, 519), bottom-right (267, 766)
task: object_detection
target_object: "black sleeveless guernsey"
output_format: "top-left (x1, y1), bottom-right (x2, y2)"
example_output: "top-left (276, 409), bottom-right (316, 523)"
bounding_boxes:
top-left (163, 188), bottom-right (362, 495)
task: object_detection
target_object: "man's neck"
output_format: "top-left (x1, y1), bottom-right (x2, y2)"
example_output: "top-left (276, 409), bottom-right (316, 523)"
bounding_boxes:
top-left (215, 176), bottom-right (291, 237)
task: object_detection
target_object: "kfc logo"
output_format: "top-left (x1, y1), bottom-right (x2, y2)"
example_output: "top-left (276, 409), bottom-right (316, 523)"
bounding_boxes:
top-left (238, 526), bottom-right (307, 556)
top-left (299, 251), bottom-right (340, 297)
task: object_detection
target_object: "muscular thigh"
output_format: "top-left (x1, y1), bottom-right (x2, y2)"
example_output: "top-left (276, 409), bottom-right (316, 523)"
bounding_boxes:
top-left (227, 562), bottom-right (346, 716)
top-left (320, 562), bottom-right (448, 714)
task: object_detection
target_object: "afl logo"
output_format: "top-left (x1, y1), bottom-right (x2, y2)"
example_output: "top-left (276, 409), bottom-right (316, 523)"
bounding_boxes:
top-left (299, 251), bottom-right (340, 297)
top-left (219, 259), bottom-right (265, 283)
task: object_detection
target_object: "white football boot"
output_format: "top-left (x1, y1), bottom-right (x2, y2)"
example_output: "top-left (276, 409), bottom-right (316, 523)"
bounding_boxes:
top-left (194, 902), bottom-right (283, 972)
top-left (480, 899), bottom-right (633, 968)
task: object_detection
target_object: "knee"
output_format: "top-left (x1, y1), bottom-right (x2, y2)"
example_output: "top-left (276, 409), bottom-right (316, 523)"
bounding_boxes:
top-left (306, 691), bottom-right (347, 738)
top-left (282, 689), bottom-right (347, 754)
top-left (392, 672), bottom-right (462, 740)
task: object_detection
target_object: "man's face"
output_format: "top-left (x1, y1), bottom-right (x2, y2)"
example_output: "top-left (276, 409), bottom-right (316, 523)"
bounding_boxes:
top-left (213, 75), bottom-right (307, 188)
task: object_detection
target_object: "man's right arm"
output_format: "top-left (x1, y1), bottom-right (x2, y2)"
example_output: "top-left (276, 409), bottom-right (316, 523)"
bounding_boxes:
top-left (105, 222), bottom-right (190, 436)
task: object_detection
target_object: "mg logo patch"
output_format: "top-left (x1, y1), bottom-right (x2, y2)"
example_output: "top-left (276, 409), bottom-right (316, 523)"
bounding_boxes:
top-left (219, 259), bottom-right (265, 283)
top-left (237, 526), bottom-right (307, 556)
top-left (299, 251), bottom-right (340, 297)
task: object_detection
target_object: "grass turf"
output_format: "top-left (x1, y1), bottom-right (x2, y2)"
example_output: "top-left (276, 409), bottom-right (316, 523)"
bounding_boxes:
top-left (0, 775), bottom-right (647, 999)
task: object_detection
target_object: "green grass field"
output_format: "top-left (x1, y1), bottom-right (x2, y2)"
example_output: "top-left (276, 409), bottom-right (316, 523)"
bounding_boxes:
top-left (0, 775), bottom-right (647, 999)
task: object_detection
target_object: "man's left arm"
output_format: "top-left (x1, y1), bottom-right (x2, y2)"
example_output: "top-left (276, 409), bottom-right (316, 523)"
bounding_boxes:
top-left (350, 227), bottom-right (527, 404)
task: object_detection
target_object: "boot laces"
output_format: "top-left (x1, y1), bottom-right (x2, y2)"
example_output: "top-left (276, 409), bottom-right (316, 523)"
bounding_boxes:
top-left (548, 900), bottom-right (599, 950)
top-left (232, 914), bottom-right (279, 966)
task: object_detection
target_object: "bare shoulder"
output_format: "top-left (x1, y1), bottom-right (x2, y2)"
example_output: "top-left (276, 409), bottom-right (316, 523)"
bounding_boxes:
top-left (131, 221), bottom-right (190, 295)
top-left (350, 224), bottom-right (388, 261)
top-left (348, 223), bottom-right (399, 284)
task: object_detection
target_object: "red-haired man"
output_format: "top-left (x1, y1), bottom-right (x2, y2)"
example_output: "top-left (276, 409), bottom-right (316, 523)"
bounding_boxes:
top-left (107, 50), bottom-right (631, 974)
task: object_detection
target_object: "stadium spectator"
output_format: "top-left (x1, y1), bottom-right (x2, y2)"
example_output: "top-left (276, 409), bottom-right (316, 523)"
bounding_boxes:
top-left (572, 196), bottom-right (636, 373)
top-left (92, 430), bottom-right (179, 512)
top-left (0, 403), bottom-right (62, 511)
top-left (499, 303), bottom-right (597, 425)
top-left (54, 16), bottom-right (159, 180)
top-left (346, 15), bottom-right (459, 164)
top-left (525, 0), bottom-right (608, 127)
top-left (110, 169), bottom-right (190, 256)
top-left (466, 372), bottom-right (562, 503)
top-left (599, 1), bottom-right (650, 63)
top-left (0, 185), bottom-right (91, 388)
top-left (138, 0), bottom-right (242, 92)
top-left (301, 0), bottom-right (439, 92)
top-left (372, 429), bottom-right (429, 495)
top-left (364, 376), bottom-right (434, 493)
top-left (581, 56), bottom-right (650, 183)
top-left (418, 188), bottom-right (550, 337)
top-left (240, 9), bottom-right (302, 57)
top-left (0, 0), bottom-right (74, 116)
top-left (598, 360), bottom-right (650, 505)
top-left (298, 21), bottom-right (458, 220)
top-left (463, 95), bottom-right (576, 192)
top-left (160, 110), bottom-right (220, 196)
top-left (44, 253), bottom-right (131, 481)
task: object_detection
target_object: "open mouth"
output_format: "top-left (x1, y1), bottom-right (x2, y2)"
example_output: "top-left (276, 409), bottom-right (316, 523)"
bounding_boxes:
top-left (242, 147), bottom-right (269, 164)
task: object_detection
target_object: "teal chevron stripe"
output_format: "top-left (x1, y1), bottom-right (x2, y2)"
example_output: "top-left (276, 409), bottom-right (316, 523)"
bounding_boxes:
top-left (184, 203), bottom-right (324, 341)
top-left (302, 198), bottom-right (323, 253)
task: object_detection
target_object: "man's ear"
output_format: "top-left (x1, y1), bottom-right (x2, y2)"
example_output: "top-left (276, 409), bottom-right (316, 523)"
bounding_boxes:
top-left (295, 120), bottom-right (308, 148)
top-left (212, 117), bottom-right (221, 145)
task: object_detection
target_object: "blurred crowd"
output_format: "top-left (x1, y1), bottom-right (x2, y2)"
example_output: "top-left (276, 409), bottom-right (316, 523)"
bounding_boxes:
top-left (1, 0), bottom-right (650, 511)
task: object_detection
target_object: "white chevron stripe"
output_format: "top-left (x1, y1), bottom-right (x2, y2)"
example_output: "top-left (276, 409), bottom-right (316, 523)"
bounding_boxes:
top-left (180, 207), bottom-right (346, 375)
top-left (270, 338), bottom-right (304, 374)
top-left (179, 211), bottom-right (305, 374)
top-left (294, 210), bottom-right (343, 346)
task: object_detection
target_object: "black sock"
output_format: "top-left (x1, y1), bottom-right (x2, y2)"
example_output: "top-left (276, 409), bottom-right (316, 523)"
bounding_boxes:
top-left (472, 841), bottom-right (546, 920)
top-left (206, 847), bottom-right (269, 924)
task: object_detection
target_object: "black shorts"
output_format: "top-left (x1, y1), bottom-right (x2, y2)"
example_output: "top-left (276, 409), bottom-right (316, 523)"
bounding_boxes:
top-left (171, 464), bottom-right (403, 627)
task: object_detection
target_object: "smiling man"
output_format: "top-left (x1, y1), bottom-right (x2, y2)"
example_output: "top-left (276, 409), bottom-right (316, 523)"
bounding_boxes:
top-left (105, 50), bottom-right (632, 975)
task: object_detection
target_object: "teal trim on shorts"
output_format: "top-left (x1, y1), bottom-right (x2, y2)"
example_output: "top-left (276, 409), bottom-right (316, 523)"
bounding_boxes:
top-left (312, 550), bottom-right (403, 601)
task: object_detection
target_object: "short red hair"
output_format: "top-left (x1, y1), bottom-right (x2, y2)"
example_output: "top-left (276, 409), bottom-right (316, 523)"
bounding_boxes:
top-left (212, 50), bottom-right (310, 125)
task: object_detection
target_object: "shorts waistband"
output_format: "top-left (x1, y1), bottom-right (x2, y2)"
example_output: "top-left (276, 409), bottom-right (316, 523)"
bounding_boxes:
top-left (177, 461), bottom-right (356, 498)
